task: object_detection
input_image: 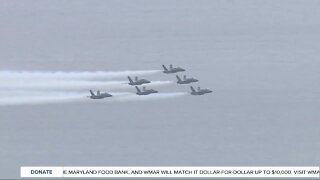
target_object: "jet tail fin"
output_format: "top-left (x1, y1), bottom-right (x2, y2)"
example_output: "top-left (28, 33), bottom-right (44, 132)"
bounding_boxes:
top-left (176, 75), bottom-right (182, 82)
top-left (162, 65), bottom-right (168, 71)
top-left (135, 86), bottom-right (141, 93)
top-left (190, 86), bottom-right (196, 93)
top-left (128, 76), bottom-right (133, 83)
top-left (89, 90), bottom-right (95, 96)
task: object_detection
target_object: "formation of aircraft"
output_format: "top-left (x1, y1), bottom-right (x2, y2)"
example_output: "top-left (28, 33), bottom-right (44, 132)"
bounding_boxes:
top-left (162, 64), bottom-right (211, 95)
top-left (88, 64), bottom-right (212, 99)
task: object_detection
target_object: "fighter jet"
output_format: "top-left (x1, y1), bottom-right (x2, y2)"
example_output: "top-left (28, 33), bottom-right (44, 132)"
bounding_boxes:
top-left (89, 90), bottom-right (112, 99)
top-left (135, 86), bottom-right (158, 95)
top-left (128, 76), bottom-right (151, 86)
top-left (176, 75), bottom-right (198, 84)
top-left (190, 86), bottom-right (212, 95)
top-left (162, 64), bottom-right (185, 74)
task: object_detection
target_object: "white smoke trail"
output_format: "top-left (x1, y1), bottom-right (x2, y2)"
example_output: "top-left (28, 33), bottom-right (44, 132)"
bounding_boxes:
top-left (0, 70), bottom-right (185, 106)
top-left (0, 80), bottom-right (172, 91)
top-left (0, 70), bottom-right (160, 81)
top-left (0, 92), bottom-right (188, 106)
top-left (0, 93), bottom-right (88, 106)
top-left (0, 80), bottom-right (126, 90)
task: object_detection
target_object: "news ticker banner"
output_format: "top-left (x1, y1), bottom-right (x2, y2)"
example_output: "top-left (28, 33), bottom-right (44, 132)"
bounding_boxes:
top-left (21, 166), bottom-right (320, 178)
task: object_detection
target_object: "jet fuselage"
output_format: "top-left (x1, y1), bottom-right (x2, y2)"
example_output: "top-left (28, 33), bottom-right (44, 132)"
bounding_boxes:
top-left (128, 79), bottom-right (151, 86)
top-left (162, 65), bottom-right (185, 74)
top-left (89, 90), bottom-right (112, 99)
top-left (190, 86), bottom-right (212, 95)
top-left (135, 86), bottom-right (158, 95)
top-left (128, 76), bottom-right (151, 86)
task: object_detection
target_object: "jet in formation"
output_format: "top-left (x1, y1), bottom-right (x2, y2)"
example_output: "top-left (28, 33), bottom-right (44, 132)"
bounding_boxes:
top-left (190, 86), bottom-right (212, 95)
top-left (89, 90), bottom-right (112, 99)
top-left (176, 75), bottom-right (198, 84)
top-left (135, 86), bottom-right (158, 95)
top-left (162, 64), bottom-right (185, 74)
top-left (128, 76), bottom-right (151, 86)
